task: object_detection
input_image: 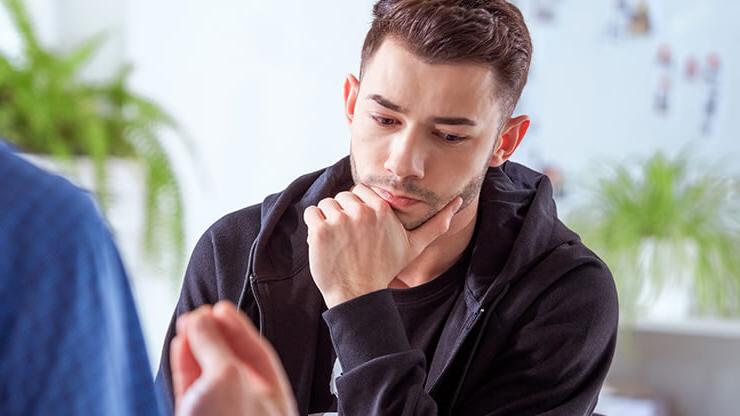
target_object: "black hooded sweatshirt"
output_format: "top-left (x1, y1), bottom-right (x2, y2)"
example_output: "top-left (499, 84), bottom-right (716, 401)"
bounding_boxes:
top-left (155, 156), bottom-right (618, 415)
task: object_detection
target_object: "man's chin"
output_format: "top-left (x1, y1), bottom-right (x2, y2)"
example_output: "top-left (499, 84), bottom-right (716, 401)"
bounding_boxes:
top-left (395, 208), bottom-right (435, 231)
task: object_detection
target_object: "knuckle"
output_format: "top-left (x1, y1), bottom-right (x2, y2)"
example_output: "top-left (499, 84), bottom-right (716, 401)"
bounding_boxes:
top-left (317, 198), bottom-right (334, 208)
top-left (355, 207), bottom-right (370, 222)
top-left (304, 206), bottom-right (317, 220)
top-left (217, 363), bottom-right (242, 383)
top-left (376, 202), bottom-right (390, 216)
top-left (334, 213), bottom-right (349, 225)
top-left (358, 204), bottom-right (374, 218)
top-left (312, 222), bottom-right (329, 240)
top-left (336, 191), bottom-right (353, 200)
top-left (337, 193), bottom-right (359, 211)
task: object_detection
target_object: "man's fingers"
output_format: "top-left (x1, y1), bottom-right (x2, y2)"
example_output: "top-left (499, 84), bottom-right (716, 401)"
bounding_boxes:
top-left (170, 334), bottom-right (200, 409)
top-left (211, 301), bottom-right (288, 389)
top-left (303, 206), bottom-right (325, 233)
top-left (333, 191), bottom-right (364, 217)
top-left (408, 197), bottom-right (463, 251)
top-left (351, 183), bottom-right (388, 211)
top-left (212, 301), bottom-right (298, 413)
top-left (317, 198), bottom-right (343, 223)
top-left (186, 309), bottom-right (238, 375)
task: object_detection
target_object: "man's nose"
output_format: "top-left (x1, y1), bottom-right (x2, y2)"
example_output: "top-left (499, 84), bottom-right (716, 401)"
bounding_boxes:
top-left (383, 127), bottom-right (426, 180)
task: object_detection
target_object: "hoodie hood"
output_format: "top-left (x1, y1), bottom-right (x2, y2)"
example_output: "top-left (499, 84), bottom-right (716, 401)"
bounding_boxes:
top-left (249, 156), bottom-right (578, 308)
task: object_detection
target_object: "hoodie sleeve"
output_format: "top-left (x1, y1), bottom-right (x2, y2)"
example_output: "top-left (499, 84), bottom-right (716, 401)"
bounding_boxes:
top-left (455, 260), bottom-right (619, 416)
top-left (154, 204), bottom-right (262, 415)
top-left (322, 289), bottom-right (439, 415)
top-left (322, 260), bottom-right (618, 416)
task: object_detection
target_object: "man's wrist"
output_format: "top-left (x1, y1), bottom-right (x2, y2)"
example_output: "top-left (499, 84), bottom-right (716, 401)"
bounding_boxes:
top-left (322, 289), bottom-right (412, 372)
top-left (323, 284), bottom-right (385, 309)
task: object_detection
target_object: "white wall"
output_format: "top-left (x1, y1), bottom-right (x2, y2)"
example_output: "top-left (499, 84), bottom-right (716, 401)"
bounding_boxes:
top-left (124, 0), bottom-right (377, 253)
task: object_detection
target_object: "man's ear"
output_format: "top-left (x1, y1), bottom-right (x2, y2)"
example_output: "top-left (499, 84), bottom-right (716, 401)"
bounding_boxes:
top-left (489, 115), bottom-right (530, 167)
top-left (343, 74), bottom-right (360, 124)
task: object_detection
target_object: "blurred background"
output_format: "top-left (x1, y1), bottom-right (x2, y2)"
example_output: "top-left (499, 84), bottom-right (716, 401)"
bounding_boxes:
top-left (1, 1), bottom-right (738, 415)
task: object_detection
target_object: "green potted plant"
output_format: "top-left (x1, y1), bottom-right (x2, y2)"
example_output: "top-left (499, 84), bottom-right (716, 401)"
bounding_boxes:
top-left (0, 0), bottom-right (187, 273)
top-left (568, 151), bottom-right (740, 321)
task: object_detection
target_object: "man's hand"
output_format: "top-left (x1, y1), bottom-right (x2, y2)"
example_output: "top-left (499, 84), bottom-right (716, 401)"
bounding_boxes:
top-left (303, 183), bottom-right (462, 308)
top-left (170, 301), bottom-right (298, 416)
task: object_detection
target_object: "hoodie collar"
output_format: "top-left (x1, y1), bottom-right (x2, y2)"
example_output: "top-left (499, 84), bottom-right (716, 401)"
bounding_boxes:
top-left (467, 162), bottom-right (564, 306)
top-left (251, 157), bottom-right (353, 280)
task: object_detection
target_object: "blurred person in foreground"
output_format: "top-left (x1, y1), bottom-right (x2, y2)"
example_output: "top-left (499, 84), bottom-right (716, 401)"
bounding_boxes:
top-left (0, 141), bottom-right (296, 415)
top-left (158, 0), bottom-right (619, 415)
top-left (0, 140), bottom-right (158, 415)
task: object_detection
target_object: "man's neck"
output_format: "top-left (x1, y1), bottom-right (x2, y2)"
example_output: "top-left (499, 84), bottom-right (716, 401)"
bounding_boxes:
top-left (390, 197), bottom-right (479, 289)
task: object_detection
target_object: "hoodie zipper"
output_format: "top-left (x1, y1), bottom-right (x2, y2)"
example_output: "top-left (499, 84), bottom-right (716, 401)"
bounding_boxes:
top-left (249, 273), bottom-right (265, 335)
top-left (238, 239), bottom-right (265, 335)
top-left (449, 283), bottom-right (510, 411)
top-left (431, 282), bottom-right (511, 407)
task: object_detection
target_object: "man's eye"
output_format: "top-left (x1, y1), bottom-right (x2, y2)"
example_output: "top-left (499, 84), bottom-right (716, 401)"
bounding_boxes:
top-left (437, 132), bottom-right (467, 143)
top-left (372, 115), bottom-right (398, 127)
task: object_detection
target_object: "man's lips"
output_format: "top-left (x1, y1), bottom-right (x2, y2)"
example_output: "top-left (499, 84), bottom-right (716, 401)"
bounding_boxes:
top-left (374, 187), bottom-right (421, 209)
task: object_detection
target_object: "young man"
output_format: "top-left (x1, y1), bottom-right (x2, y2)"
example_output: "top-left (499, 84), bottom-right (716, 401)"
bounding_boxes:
top-left (158, 1), bottom-right (618, 414)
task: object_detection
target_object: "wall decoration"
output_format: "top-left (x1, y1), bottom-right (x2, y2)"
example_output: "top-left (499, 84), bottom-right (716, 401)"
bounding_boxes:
top-left (607, 0), bottom-right (653, 40)
top-left (652, 45), bottom-right (722, 136)
top-left (653, 44), bottom-right (672, 115)
top-left (629, 0), bottom-right (652, 36)
top-left (510, 0), bottom-right (564, 25)
top-left (701, 53), bottom-right (720, 135)
top-left (684, 55), bottom-right (699, 81)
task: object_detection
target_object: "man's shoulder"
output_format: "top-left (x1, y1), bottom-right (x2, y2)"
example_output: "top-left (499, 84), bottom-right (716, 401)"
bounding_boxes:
top-left (536, 238), bottom-right (618, 325)
top-left (497, 230), bottom-right (618, 328)
top-left (540, 223), bottom-right (616, 300)
top-left (0, 145), bottom-right (105, 244)
top-left (188, 203), bottom-right (264, 276)
top-left (205, 203), bottom-right (263, 244)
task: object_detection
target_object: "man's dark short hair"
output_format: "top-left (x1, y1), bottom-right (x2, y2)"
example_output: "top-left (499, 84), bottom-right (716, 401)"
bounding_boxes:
top-left (360, 0), bottom-right (533, 117)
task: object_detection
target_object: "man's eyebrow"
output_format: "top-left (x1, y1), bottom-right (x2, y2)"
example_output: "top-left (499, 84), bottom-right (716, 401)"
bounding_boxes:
top-left (367, 94), bottom-right (406, 113)
top-left (366, 94), bottom-right (477, 127)
top-left (431, 116), bottom-right (477, 126)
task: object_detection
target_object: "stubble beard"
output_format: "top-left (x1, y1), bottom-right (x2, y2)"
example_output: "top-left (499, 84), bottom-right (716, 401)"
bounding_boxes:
top-left (349, 152), bottom-right (489, 230)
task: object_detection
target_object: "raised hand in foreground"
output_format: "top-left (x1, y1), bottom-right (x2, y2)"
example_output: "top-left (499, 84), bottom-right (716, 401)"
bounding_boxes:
top-left (170, 301), bottom-right (298, 416)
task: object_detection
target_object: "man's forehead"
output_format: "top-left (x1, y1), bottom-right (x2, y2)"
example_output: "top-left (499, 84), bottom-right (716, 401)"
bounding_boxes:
top-left (360, 38), bottom-right (501, 118)
top-left (366, 93), bottom-right (479, 127)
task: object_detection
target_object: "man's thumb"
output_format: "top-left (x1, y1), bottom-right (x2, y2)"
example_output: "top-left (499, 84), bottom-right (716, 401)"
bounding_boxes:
top-left (408, 197), bottom-right (463, 251)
